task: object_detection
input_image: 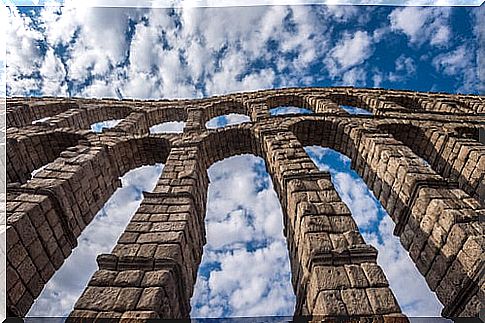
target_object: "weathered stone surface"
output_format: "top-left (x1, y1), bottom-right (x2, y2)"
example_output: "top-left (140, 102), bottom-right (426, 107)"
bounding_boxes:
top-left (341, 288), bottom-right (373, 315)
top-left (345, 264), bottom-right (369, 288)
top-left (136, 287), bottom-right (166, 311)
top-left (312, 290), bottom-right (347, 316)
top-left (74, 286), bottom-right (120, 311)
top-left (114, 270), bottom-right (144, 287)
top-left (366, 287), bottom-right (401, 315)
top-left (7, 88), bottom-right (484, 319)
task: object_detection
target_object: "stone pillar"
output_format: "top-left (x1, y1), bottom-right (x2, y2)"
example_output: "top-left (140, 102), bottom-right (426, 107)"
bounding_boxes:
top-left (310, 96), bottom-right (345, 114)
top-left (339, 121), bottom-right (484, 317)
top-left (69, 143), bottom-right (208, 321)
top-left (184, 107), bottom-right (204, 132)
top-left (256, 125), bottom-right (403, 319)
top-left (245, 99), bottom-right (270, 121)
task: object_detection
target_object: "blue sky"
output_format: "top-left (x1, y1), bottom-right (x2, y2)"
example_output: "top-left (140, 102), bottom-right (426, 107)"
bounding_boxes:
top-left (4, 0), bottom-right (483, 319)
top-left (5, 2), bottom-right (483, 98)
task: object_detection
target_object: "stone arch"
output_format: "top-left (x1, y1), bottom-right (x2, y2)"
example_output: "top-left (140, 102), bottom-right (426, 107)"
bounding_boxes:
top-left (69, 125), bottom-right (270, 319)
top-left (47, 105), bottom-right (134, 130)
top-left (6, 101), bottom-right (76, 128)
top-left (6, 135), bottom-right (172, 317)
top-left (448, 125), bottom-right (480, 141)
top-left (201, 100), bottom-right (249, 128)
top-left (377, 122), bottom-right (484, 205)
top-left (381, 95), bottom-right (472, 114)
top-left (254, 123), bottom-right (402, 317)
top-left (289, 118), bottom-right (482, 318)
top-left (144, 107), bottom-right (188, 134)
top-left (382, 95), bottom-right (426, 111)
top-left (106, 136), bottom-right (172, 178)
top-left (6, 128), bottom-right (87, 184)
top-left (266, 94), bottom-right (310, 110)
top-left (326, 93), bottom-right (376, 114)
top-left (199, 125), bottom-right (261, 169)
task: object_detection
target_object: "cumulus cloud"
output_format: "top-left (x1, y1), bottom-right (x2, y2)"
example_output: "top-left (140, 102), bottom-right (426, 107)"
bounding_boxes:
top-left (388, 7), bottom-right (451, 47)
top-left (5, 4), bottom-right (330, 98)
top-left (330, 31), bottom-right (373, 70)
top-left (149, 121), bottom-right (186, 134)
top-left (191, 155), bottom-right (295, 318)
top-left (90, 119), bottom-right (123, 132)
top-left (39, 48), bottom-right (68, 96)
top-left (6, 6), bottom-right (45, 95)
top-left (432, 45), bottom-right (480, 93)
top-left (323, 29), bottom-right (378, 86)
top-left (269, 106), bottom-right (313, 116)
top-left (6, 3), bottom-right (479, 96)
top-left (205, 114), bottom-right (250, 129)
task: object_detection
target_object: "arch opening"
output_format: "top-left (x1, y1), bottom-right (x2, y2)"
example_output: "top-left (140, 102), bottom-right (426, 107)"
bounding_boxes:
top-left (90, 119), bottom-right (123, 132)
top-left (27, 163), bottom-right (166, 317)
top-left (269, 106), bottom-right (313, 116)
top-left (340, 105), bottom-right (373, 115)
top-left (205, 113), bottom-right (250, 129)
top-left (326, 94), bottom-right (374, 114)
top-left (32, 116), bottom-right (52, 124)
top-left (384, 96), bottom-right (424, 111)
top-left (149, 121), bottom-right (186, 134)
top-left (190, 154), bottom-right (295, 318)
top-left (304, 145), bottom-right (443, 316)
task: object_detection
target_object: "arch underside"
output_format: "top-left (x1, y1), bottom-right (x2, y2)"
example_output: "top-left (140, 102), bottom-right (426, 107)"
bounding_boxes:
top-left (6, 87), bottom-right (484, 320)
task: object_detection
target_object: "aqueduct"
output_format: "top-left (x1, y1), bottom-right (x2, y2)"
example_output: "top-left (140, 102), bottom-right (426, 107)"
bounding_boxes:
top-left (6, 87), bottom-right (484, 320)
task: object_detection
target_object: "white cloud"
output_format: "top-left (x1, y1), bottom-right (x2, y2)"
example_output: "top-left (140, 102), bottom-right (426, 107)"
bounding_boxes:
top-left (330, 30), bottom-right (373, 71)
top-left (6, 4), bottom-right (334, 98)
top-left (342, 66), bottom-right (367, 86)
top-left (387, 54), bottom-right (417, 83)
top-left (205, 113), bottom-right (250, 129)
top-left (395, 55), bottom-right (416, 75)
top-left (372, 71), bottom-right (383, 88)
top-left (149, 121), bottom-right (186, 134)
top-left (39, 48), bottom-right (68, 96)
top-left (191, 155), bottom-right (295, 317)
top-left (388, 7), bottom-right (451, 47)
top-left (6, 6), bottom-right (44, 95)
top-left (432, 45), bottom-right (479, 92)
top-left (90, 119), bottom-right (123, 132)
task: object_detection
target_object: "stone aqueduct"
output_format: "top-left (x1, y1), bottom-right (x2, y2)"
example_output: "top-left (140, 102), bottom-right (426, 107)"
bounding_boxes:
top-left (5, 87), bottom-right (484, 320)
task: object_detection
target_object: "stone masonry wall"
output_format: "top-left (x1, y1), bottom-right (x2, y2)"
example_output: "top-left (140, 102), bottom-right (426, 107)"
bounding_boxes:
top-left (6, 87), bottom-right (484, 320)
